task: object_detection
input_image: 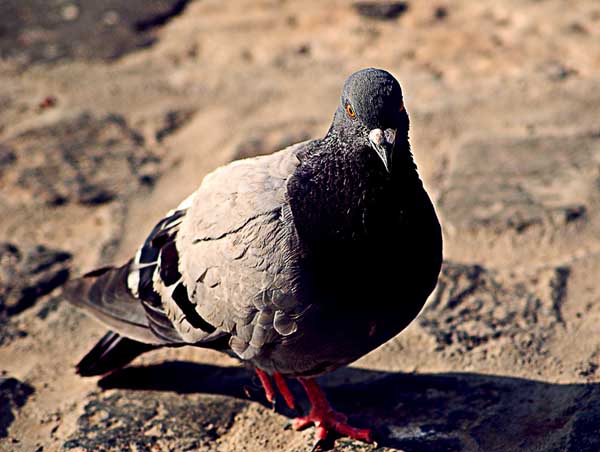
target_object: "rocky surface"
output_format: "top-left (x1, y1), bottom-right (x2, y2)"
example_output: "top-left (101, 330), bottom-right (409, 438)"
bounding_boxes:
top-left (0, 377), bottom-right (35, 439)
top-left (2, 113), bottom-right (160, 206)
top-left (419, 262), bottom-right (569, 358)
top-left (64, 391), bottom-right (245, 452)
top-left (1, 0), bottom-right (599, 451)
top-left (0, 0), bottom-right (191, 65)
top-left (1, 243), bottom-right (71, 345)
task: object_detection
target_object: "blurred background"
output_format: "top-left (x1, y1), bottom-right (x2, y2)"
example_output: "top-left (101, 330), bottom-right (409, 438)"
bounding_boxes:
top-left (1, 1), bottom-right (599, 451)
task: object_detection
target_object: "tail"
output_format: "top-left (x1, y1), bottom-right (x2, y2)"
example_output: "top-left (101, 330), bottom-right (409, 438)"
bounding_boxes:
top-left (63, 264), bottom-right (183, 375)
top-left (63, 264), bottom-right (181, 344)
top-left (76, 331), bottom-right (158, 376)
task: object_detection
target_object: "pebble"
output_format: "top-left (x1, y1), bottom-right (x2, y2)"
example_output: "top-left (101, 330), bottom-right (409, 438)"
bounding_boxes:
top-left (61, 4), bottom-right (79, 21)
top-left (103, 11), bottom-right (120, 26)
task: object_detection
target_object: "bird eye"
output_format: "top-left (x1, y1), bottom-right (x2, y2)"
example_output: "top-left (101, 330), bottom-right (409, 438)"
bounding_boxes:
top-left (345, 104), bottom-right (356, 118)
top-left (399, 102), bottom-right (405, 112)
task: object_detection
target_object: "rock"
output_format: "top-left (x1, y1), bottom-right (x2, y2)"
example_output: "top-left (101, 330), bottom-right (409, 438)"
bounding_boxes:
top-left (419, 261), bottom-right (569, 356)
top-left (0, 0), bottom-right (192, 65)
top-left (35, 296), bottom-right (62, 321)
top-left (433, 6), bottom-right (448, 20)
top-left (63, 390), bottom-right (246, 451)
top-left (0, 377), bottom-right (35, 438)
top-left (155, 109), bottom-right (195, 142)
top-left (565, 401), bottom-right (600, 452)
top-left (0, 243), bottom-right (71, 318)
top-left (0, 113), bottom-right (161, 206)
top-left (37, 95), bottom-right (58, 110)
top-left (438, 133), bottom-right (600, 235)
top-left (318, 368), bottom-right (600, 452)
top-left (542, 61), bottom-right (578, 81)
top-left (0, 243), bottom-right (71, 344)
top-left (61, 4), bottom-right (80, 22)
top-left (352, 2), bottom-right (409, 20)
top-left (0, 145), bottom-right (16, 174)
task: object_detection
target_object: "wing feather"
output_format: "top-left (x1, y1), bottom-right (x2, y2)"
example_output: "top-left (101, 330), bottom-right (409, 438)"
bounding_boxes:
top-left (175, 143), bottom-right (311, 358)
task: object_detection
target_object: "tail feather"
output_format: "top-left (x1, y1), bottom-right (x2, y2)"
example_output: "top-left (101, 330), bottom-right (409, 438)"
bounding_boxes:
top-left (63, 207), bottom-right (192, 375)
top-left (63, 264), bottom-right (169, 345)
top-left (76, 331), bottom-right (158, 376)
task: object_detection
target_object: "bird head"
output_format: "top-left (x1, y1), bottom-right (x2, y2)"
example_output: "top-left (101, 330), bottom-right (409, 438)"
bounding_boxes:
top-left (331, 68), bottom-right (408, 173)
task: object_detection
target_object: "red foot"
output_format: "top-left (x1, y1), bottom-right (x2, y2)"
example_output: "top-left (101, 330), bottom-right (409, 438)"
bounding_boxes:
top-left (273, 372), bottom-right (297, 410)
top-left (293, 378), bottom-right (373, 443)
top-left (256, 369), bottom-right (298, 410)
top-left (255, 368), bottom-right (275, 404)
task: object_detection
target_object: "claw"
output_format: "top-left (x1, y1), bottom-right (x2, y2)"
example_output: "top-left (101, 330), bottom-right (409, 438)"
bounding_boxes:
top-left (256, 370), bottom-right (374, 446)
top-left (293, 378), bottom-right (374, 444)
top-left (291, 416), bottom-right (313, 431)
top-left (310, 437), bottom-right (330, 452)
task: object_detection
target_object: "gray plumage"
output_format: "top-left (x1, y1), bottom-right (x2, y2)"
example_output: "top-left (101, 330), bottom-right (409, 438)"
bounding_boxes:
top-left (64, 68), bottom-right (442, 379)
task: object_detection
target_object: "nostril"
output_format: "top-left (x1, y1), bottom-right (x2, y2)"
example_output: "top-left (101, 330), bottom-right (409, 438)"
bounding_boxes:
top-left (384, 128), bottom-right (396, 145)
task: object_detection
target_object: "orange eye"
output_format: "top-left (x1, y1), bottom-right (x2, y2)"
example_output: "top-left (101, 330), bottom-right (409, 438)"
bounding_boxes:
top-left (345, 104), bottom-right (356, 118)
top-left (399, 102), bottom-right (405, 112)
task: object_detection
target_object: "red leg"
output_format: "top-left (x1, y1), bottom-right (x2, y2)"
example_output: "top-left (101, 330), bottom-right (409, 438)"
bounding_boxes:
top-left (292, 377), bottom-right (373, 443)
top-left (255, 368), bottom-right (275, 404)
top-left (273, 372), bottom-right (297, 410)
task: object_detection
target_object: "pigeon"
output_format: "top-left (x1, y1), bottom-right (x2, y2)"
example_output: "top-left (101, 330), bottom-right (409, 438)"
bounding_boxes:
top-left (63, 68), bottom-right (443, 446)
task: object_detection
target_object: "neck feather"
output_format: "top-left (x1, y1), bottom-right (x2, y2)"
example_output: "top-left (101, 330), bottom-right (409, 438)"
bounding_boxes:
top-left (287, 136), bottom-right (421, 250)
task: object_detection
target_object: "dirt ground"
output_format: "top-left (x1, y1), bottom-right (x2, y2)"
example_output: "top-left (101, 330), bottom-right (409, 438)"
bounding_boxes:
top-left (1, 0), bottom-right (600, 451)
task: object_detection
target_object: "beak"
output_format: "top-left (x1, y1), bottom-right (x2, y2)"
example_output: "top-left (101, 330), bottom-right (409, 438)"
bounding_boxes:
top-left (368, 128), bottom-right (396, 173)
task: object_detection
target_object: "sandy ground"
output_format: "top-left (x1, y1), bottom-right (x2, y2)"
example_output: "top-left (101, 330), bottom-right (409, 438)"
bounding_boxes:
top-left (1, 0), bottom-right (600, 451)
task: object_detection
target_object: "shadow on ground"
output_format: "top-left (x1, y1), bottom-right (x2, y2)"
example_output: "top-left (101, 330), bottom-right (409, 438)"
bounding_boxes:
top-left (76, 361), bottom-right (600, 452)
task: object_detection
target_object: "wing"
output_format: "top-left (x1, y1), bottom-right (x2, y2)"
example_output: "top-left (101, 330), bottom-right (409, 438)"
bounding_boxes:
top-left (63, 203), bottom-right (194, 345)
top-left (171, 142), bottom-right (311, 359)
top-left (66, 141), bottom-right (311, 358)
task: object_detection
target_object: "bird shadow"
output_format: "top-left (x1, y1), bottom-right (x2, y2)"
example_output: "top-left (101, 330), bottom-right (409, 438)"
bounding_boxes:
top-left (98, 361), bottom-right (600, 451)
